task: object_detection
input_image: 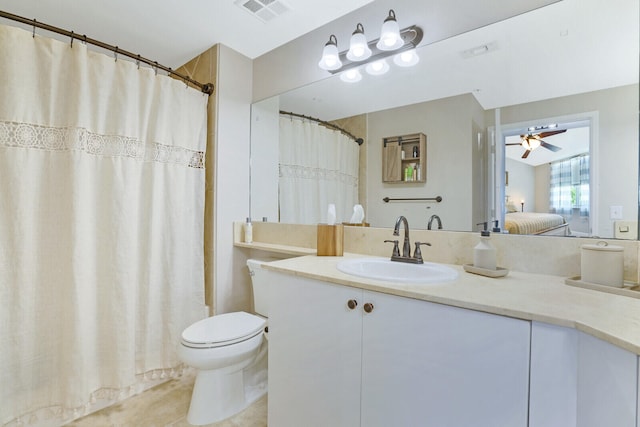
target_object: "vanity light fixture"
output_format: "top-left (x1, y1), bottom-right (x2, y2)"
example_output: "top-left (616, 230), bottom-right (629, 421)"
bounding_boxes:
top-left (377, 10), bottom-right (403, 51)
top-left (318, 34), bottom-right (342, 71)
top-left (340, 68), bottom-right (363, 83)
top-left (346, 23), bottom-right (372, 61)
top-left (317, 11), bottom-right (423, 77)
top-left (365, 59), bottom-right (390, 75)
top-left (393, 49), bottom-right (419, 67)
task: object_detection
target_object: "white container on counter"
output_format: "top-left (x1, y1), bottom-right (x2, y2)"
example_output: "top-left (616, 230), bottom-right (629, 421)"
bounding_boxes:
top-left (580, 242), bottom-right (624, 287)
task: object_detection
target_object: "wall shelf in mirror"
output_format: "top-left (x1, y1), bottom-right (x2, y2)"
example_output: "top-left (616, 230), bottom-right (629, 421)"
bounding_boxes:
top-left (382, 132), bottom-right (426, 183)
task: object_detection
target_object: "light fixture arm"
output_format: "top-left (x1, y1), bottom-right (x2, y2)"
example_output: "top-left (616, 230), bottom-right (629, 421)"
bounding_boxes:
top-left (325, 25), bottom-right (423, 74)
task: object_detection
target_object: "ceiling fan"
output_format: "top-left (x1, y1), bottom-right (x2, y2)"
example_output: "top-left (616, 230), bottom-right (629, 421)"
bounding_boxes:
top-left (507, 129), bottom-right (566, 159)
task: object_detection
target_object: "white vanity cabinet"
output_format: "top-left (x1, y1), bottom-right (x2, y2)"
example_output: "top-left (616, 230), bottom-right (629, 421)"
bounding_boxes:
top-left (529, 322), bottom-right (638, 427)
top-left (360, 290), bottom-right (530, 427)
top-left (267, 272), bottom-right (363, 427)
top-left (267, 271), bottom-right (531, 427)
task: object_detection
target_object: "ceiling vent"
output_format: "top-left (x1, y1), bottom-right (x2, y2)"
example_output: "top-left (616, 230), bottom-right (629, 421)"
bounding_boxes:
top-left (235, 0), bottom-right (291, 23)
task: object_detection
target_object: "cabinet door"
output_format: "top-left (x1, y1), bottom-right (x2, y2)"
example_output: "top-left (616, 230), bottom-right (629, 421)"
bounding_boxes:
top-left (360, 291), bottom-right (530, 427)
top-left (267, 272), bottom-right (363, 427)
top-left (382, 141), bottom-right (401, 182)
top-left (529, 321), bottom-right (578, 427)
top-left (576, 331), bottom-right (637, 427)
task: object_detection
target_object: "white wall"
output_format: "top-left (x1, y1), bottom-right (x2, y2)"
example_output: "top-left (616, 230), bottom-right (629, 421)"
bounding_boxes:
top-left (505, 158), bottom-right (535, 212)
top-left (215, 45), bottom-right (253, 314)
top-left (250, 97), bottom-right (280, 222)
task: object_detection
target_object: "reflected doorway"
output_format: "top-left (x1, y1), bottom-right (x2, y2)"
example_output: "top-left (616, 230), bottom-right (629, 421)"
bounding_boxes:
top-left (501, 116), bottom-right (595, 237)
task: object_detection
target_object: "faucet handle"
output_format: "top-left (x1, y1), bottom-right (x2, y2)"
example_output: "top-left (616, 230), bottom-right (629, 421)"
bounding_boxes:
top-left (384, 239), bottom-right (400, 258)
top-left (413, 241), bottom-right (432, 262)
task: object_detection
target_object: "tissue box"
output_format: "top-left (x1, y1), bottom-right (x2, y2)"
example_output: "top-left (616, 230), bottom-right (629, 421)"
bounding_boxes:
top-left (317, 224), bottom-right (344, 256)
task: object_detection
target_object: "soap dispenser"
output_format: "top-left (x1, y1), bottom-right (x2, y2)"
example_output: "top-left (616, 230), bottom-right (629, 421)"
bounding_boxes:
top-left (473, 222), bottom-right (496, 270)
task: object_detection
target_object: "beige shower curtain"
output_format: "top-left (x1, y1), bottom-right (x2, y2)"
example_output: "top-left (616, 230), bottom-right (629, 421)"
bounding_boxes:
top-left (0, 25), bottom-right (208, 425)
top-left (279, 116), bottom-right (360, 224)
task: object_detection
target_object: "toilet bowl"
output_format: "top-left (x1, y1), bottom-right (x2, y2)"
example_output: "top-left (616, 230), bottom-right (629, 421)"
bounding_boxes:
top-left (178, 258), bottom-right (274, 425)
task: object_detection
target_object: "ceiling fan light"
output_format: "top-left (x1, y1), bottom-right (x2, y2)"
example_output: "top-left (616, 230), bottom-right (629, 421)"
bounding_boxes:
top-left (346, 24), bottom-right (372, 62)
top-left (365, 59), bottom-right (389, 75)
top-left (376, 10), bottom-right (403, 51)
top-left (318, 35), bottom-right (342, 71)
top-left (340, 68), bottom-right (362, 83)
top-left (393, 49), bottom-right (419, 67)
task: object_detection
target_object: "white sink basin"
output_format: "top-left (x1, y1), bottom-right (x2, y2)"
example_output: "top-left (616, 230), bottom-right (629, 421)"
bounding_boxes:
top-left (336, 257), bottom-right (458, 284)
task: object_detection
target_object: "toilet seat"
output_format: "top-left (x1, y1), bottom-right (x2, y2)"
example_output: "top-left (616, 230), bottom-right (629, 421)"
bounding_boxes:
top-left (181, 311), bottom-right (266, 349)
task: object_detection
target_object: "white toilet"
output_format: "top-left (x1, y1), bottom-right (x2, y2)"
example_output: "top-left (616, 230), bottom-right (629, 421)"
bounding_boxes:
top-left (178, 258), bottom-right (272, 425)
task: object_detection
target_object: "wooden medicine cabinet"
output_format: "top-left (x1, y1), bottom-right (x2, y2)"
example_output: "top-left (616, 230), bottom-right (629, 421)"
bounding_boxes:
top-left (382, 133), bottom-right (426, 183)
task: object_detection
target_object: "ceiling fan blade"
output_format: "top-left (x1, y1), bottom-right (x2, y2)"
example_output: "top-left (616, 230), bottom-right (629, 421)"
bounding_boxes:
top-left (521, 149), bottom-right (531, 159)
top-left (505, 143), bottom-right (522, 146)
top-left (540, 140), bottom-right (562, 152)
top-left (537, 129), bottom-right (567, 139)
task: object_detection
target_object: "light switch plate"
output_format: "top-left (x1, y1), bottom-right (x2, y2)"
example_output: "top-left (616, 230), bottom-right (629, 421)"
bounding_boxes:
top-left (610, 205), bottom-right (623, 220)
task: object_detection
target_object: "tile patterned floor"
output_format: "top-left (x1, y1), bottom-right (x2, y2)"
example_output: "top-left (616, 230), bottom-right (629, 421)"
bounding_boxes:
top-left (66, 369), bottom-right (267, 427)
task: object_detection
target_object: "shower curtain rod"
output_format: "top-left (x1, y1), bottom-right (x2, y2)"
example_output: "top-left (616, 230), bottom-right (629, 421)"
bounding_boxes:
top-left (0, 10), bottom-right (214, 95)
top-left (280, 110), bottom-right (364, 145)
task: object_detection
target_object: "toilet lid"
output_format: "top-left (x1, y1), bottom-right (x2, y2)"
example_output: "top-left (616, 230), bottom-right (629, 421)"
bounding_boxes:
top-left (181, 312), bottom-right (266, 347)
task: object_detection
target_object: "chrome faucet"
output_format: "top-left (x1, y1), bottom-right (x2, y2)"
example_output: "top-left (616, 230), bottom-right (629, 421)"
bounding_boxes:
top-left (384, 216), bottom-right (430, 264)
top-left (427, 214), bottom-right (442, 230)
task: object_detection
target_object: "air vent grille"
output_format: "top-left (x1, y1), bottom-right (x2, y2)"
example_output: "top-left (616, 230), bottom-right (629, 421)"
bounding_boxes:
top-left (235, 0), bottom-right (291, 23)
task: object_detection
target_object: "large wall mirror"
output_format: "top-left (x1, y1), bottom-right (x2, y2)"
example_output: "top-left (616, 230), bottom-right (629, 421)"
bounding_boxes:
top-left (250, 0), bottom-right (639, 239)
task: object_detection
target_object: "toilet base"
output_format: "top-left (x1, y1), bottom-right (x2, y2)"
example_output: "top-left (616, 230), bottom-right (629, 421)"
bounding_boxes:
top-left (187, 369), bottom-right (243, 425)
top-left (185, 343), bottom-right (268, 425)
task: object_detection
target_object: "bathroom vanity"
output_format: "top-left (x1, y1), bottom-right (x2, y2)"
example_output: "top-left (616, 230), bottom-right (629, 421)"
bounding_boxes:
top-left (263, 255), bottom-right (640, 427)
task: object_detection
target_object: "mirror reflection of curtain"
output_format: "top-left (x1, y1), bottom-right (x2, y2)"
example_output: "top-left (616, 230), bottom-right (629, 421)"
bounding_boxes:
top-left (279, 116), bottom-right (359, 224)
top-left (549, 154), bottom-right (590, 216)
top-left (0, 25), bottom-right (207, 423)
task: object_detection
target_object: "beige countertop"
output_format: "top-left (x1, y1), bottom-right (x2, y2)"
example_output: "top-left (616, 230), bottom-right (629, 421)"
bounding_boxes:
top-left (264, 253), bottom-right (640, 355)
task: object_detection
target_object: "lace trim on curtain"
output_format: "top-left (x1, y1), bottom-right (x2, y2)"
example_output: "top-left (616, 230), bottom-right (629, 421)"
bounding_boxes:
top-left (0, 121), bottom-right (204, 169)
top-left (3, 366), bottom-right (186, 427)
top-left (279, 164), bottom-right (358, 187)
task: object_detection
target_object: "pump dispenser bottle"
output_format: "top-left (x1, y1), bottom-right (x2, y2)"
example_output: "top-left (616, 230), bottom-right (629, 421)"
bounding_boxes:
top-left (473, 222), bottom-right (496, 270)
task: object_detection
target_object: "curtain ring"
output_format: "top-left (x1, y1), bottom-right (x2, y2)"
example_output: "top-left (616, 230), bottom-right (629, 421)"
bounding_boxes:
top-left (82, 35), bottom-right (87, 45)
top-left (183, 75), bottom-right (189, 89)
top-left (114, 46), bottom-right (118, 62)
top-left (32, 19), bottom-right (36, 38)
top-left (153, 61), bottom-right (158, 75)
top-left (136, 54), bottom-right (141, 69)
top-left (70, 31), bottom-right (74, 48)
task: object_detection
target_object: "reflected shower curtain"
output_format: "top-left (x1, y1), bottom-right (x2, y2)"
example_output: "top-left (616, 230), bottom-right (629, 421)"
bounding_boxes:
top-left (0, 25), bottom-right (208, 425)
top-left (279, 116), bottom-right (359, 224)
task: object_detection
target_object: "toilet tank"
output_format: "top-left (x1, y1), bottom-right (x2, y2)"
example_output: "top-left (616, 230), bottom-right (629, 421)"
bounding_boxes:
top-left (247, 258), bottom-right (279, 317)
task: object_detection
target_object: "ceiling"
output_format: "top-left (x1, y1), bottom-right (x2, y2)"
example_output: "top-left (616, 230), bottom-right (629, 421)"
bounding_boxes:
top-left (0, 0), bottom-right (373, 67)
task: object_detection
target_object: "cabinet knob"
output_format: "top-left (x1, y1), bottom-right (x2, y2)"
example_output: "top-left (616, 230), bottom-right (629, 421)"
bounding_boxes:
top-left (347, 299), bottom-right (358, 310)
top-left (363, 302), bottom-right (374, 313)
